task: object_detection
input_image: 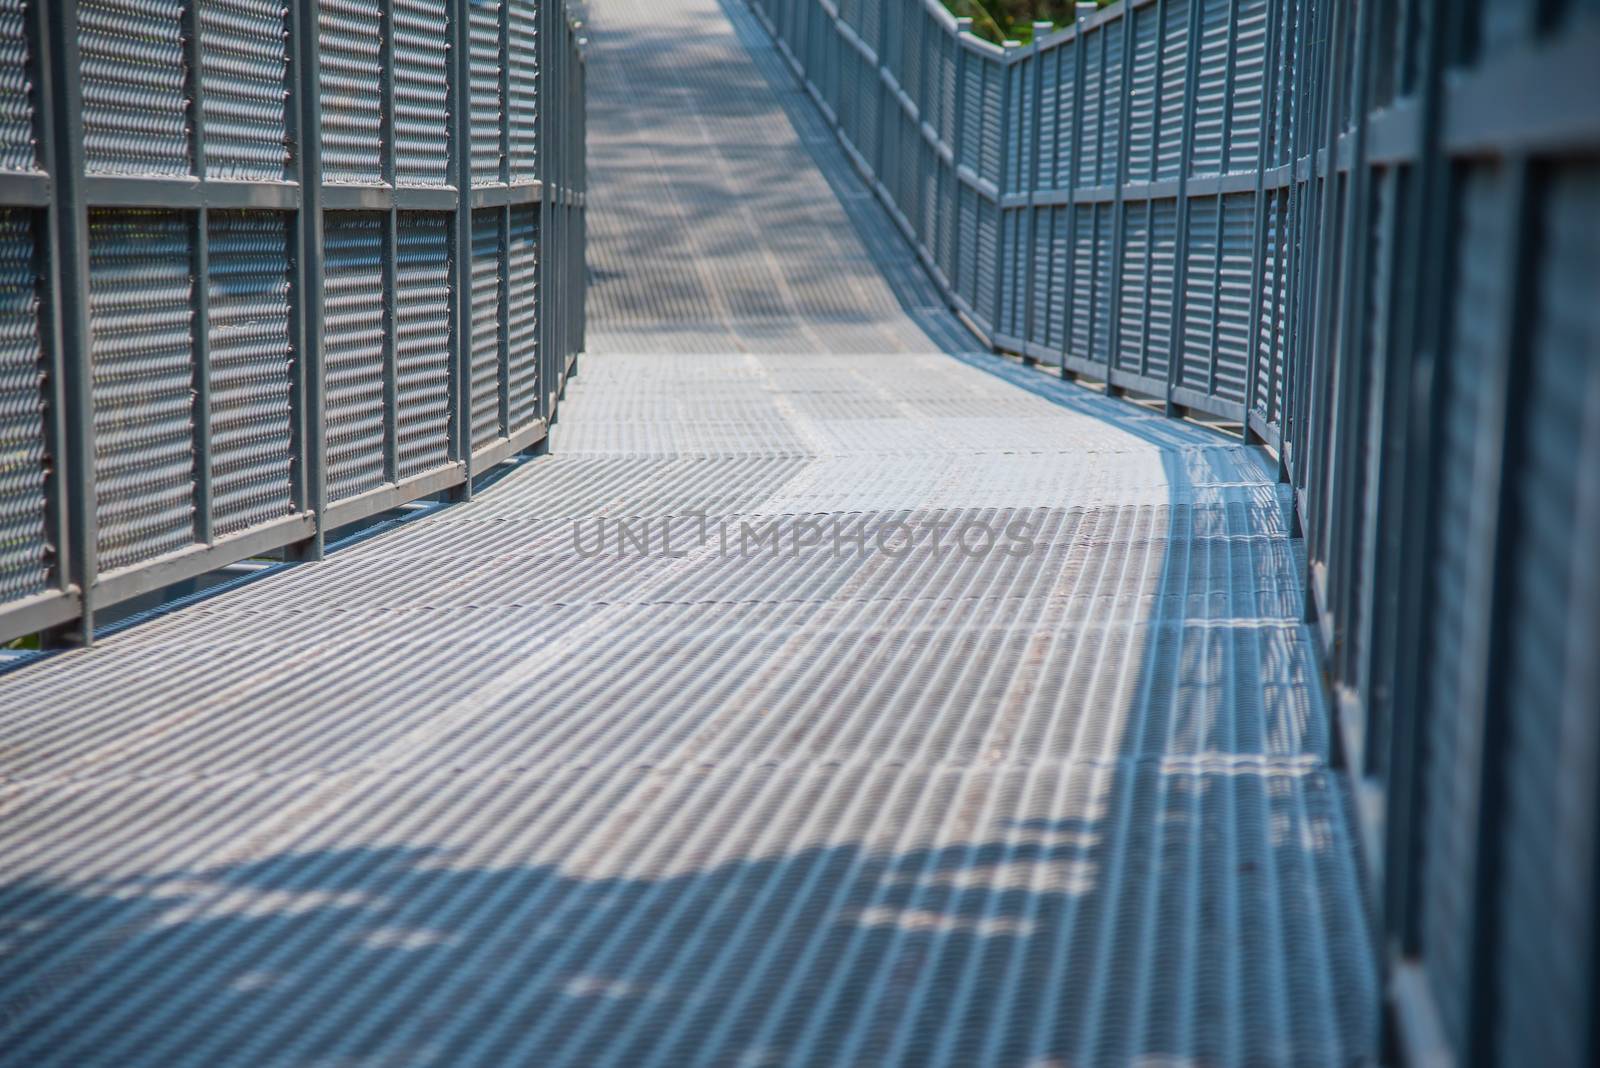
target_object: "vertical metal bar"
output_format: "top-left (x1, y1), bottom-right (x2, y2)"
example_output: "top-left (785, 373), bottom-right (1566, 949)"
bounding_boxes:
top-left (1060, 16), bottom-right (1086, 376)
top-left (383, 208), bottom-right (399, 483)
top-left (1328, 0), bottom-right (1380, 688)
top-left (949, 19), bottom-right (970, 312)
top-left (184, 3), bottom-right (212, 545)
top-left (1163, 0), bottom-right (1204, 415)
top-left (1105, 4), bottom-right (1135, 392)
top-left (290, 0), bottom-right (326, 562)
top-left (991, 45), bottom-right (1014, 342)
top-left (450, 0), bottom-right (475, 499)
top-left (1383, 0), bottom-right (1464, 963)
top-left (43, 0), bottom-right (97, 645)
top-left (1241, 0), bottom-right (1282, 444)
top-left (25, 0), bottom-right (72, 601)
top-left (1461, 152), bottom-right (1535, 1068)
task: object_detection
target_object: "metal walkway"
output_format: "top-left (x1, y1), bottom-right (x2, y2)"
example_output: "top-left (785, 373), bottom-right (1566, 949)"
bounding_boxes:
top-left (0, 0), bottom-right (1374, 1063)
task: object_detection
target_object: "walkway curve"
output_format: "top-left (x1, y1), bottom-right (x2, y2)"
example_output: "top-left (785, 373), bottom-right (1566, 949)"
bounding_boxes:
top-left (0, 0), bottom-right (1374, 1063)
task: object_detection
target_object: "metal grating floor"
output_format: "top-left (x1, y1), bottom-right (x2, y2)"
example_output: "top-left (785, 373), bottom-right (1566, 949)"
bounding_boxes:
top-left (0, 0), bottom-right (1376, 1063)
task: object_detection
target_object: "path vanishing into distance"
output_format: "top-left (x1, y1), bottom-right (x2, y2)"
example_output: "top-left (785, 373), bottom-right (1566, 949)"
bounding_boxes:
top-left (0, 0), bottom-right (1374, 1063)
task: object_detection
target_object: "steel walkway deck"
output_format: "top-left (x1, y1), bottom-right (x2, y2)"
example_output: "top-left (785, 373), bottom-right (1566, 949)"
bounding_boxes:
top-left (0, 0), bottom-right (1375, 1063)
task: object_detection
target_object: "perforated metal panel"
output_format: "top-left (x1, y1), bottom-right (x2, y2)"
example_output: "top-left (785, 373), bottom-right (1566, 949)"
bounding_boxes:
top-left (0, 0), bottom-right (38, 173)
top-left (1145, 197), bottom-right (1178, 382)
top-left (393, 0), bottom-right (452, 186)
top-left (1097, 18), bottom-right (1124, 187)
top-left (198, 0), bottom-right (291, 180)
top-left (1077, 31), bottom-right (1103, 188)
top-left (1180, 196), bottom-right (1219, 392)
top-left (471, 0), bottom-right (505, 185)
top-left (1189, 0), bottom-right (1229, 176)
top-left (320, 0), bottom-right (385, 183)
top-left (508, 0), bottom-right (540, 181)
top-left (1156, 0), bottom-right (1189, 181)
top-left (323, 213), bottom-right (388, 502)
top-left (506, 205), bottom-right (538, 430)
top-left (1213, 193), bottom-right (1254, 404)
top-left (1118, 201), bottom-right (1151, 372)
top-left (394, 212), bottom-right (453, 478)
top-left (88, 210), bottom-right (196, 571)
top-left (1226, 0), bottom-right (1269, 172)
top-left (0, 208), bottom-right (45, 601)
top-left (1126, 5), bottom-right (1159, 182)
top-left (80, 0), bottom-right (191, 176)
top-left (472, 208), bottom-right (505, 449)
top-left (205, 210), bottom-right (294, 535)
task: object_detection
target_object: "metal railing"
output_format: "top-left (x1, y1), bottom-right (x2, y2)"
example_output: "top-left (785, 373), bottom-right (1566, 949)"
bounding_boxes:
top-left (0, 0), bottom-right (586, 646)
top-left (747, 0), bottom-right (1600, 1064)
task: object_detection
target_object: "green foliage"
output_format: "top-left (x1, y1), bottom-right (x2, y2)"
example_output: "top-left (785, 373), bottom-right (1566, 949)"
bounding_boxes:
top-left (940, 0), bottom-right (1094, 45)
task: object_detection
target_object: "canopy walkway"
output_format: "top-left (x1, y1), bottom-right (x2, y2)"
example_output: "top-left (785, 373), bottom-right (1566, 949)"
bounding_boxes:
top-left (2, 1), bottom-right (1596, 1066)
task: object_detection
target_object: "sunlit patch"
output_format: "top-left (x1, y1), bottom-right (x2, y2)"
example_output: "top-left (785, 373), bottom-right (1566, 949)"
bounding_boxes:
top-left (228, 970), bottom-right (280, 993)
top-left (562, 974), bottom-right (652, 1000)
top-left (150, 882), bottom-right (384, 926)
top-left (353, 925), bottom-right (457, 951)
top-left (849, 904), bottom-right (1037, 938)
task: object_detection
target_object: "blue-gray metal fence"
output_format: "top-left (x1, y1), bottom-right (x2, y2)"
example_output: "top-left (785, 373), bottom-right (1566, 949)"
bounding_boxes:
top-left (748, 1), bottom-right (1600, 1064)
top-left (0, 0), bottom-right (586, 646)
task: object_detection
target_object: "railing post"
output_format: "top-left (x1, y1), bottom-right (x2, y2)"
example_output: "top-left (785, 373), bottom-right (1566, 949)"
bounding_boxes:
top-left (42, 0), bottom-right (97, 646)
top-left (289, 0), bottom-right (327, 563)
top-left (449, 0), bottom-right (475, 501)
top-left (1022, 21), bottom-right (1051, 357)
top-left (1241, 0), bottom-right (1283, 447)
top-left (949, 17), bottom-right (971, 314)
top-left (1162, 0), bottom-right (1203, 417)
top-left (1105, 3), bottom-right (1135, 393)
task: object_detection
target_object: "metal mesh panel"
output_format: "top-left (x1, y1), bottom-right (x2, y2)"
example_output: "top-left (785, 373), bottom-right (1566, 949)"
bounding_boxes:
top-left (471, 0), bottom-right (504, 185)
top-left (1097, 18), bottom-right (1124, 186)
top-left (1493, 164), bottom-right (1600, 1068)
top-left (506, 203), bottom-right (538, 429)
top-left (1077, 31), bottom-right (1102, 187)
top-left (0, 0), bottom-right (37, 173)
top-left (323, 213), bottom-right (387, 502)
top-left (1127, 5), bottom-right (1159, 182)
top-left (1227, 0), bottom-right (1269, 172)
top-left (1069, 203), bottom-right (1093, 356)
top-left (1035, 48), bottom-right (1057, 189)
top-left (508, 0), bottom-right (540, 181)
top-left (88, 210), bottom-right (196, 571)
top-left (1213, 192), bottom-right (1254, 403)
top-left (199, 0), bottom-right (291, 180)
top-left (1180, 196), bottom-right (1220, 391)
top-left (472, 208), bottom-right (504, 449)
top-left (393, 0), bottom-right (452, 186)
top-left (1190, 0), bottom-right (1230, 176)
top-left (0, 208), bottom-right (46, 600)
top-left (975, 198), bottom-right (997, 325)
top-left (1421, 164), bottom-right (1513, 1059)
top-left (320, 0), bottom-right (385, 183)
top-left (1156, 0), bottom-right (1189, 181)
top-left (1052, 40), bottom-right (1077, 183)
top-left (80, 0), bottom-right (192, 176)
top-left (393, 211), bottom-right (452, 478)
top-left (978, 59), bottom-right (1001, 185)
top-left (205, 210), bottom-right (294, 536)
top-left (1146, 197), bottom-right (1178, 382)
top-left (1029, 207), bottom-right (1053, 348)
top-left (1118, 201), bottom-right (1150, 372)
top-left (1046, 205), bottom-right (1068, 349)
top-left (1254, 188), bottom-right (1285, 419)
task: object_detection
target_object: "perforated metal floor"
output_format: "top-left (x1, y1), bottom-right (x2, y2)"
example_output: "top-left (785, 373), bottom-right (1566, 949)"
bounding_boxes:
top-left (0, 0), bottom-right (1375, 1064)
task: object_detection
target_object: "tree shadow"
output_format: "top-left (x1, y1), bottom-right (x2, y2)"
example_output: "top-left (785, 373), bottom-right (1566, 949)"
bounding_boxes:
top-left (1, 767), bottom-right (1368, 1066)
